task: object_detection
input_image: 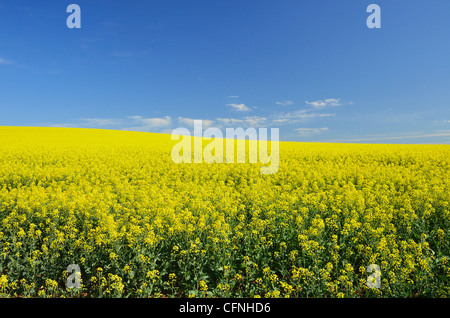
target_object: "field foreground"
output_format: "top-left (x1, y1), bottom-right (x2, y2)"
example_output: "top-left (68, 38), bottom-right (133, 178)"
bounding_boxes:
top-left (0, 127), bottom-right (449, 298)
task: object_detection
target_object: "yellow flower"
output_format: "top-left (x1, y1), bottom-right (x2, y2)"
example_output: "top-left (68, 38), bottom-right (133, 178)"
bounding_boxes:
top-left (0, 275), bottom-right (8, 290)
top-left (146, 270), bottom-right (159, 283)
top-left (199, 280), bottom-right (208, 291)
top-left (0, 127), bottom-right (449, 298)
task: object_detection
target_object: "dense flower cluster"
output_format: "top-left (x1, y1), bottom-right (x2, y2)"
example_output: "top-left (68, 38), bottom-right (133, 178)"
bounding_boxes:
top-left (0, 127), bottom-right (449, 297)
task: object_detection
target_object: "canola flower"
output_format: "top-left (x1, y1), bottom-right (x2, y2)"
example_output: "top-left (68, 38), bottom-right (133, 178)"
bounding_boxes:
top-left (0, 126), bottom-right (449, 298)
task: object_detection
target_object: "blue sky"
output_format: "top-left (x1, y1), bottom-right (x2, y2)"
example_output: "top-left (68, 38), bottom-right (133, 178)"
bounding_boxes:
top-left (1, 0), bottom-right (450, 143)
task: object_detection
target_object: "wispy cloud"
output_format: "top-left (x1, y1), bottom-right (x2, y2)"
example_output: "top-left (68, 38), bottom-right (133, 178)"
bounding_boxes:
top-left (0, 57), bottom-right (13, 65)
top-left (216, 116), bottom-right (268, 127)
top-left (177, 117), bottom-right (215, 129)
top-left (51, 115), bottom-right (173, 132)
top-left (47, 98), bottom-right (337, 135)
top-left (328, 131), bottom-right (450, 143)
top-left (125, 116), bottom-right (172, 130)
top-left (275, 100), bottom-right (294, 106)
top-left (48, 123), bottom-right (78, 128)
top-left (226, 103), bottom-right (251, 112)
top-left (433, 130), bottom-right (450, 134)
top-left (295, 127), bottom-right (329, 136)
top-left (271, 109), bottom-right (335, 125)
top-left (48, 118), bottom-right (122, 129)
top-left (81, 118), bottom-right (123, 127)
top-left (228, 95), bottom-right (239, 99)
top-left (215, 109), bottom-right (334, 128)
top-left (49, 117), bottom-right (124, 129)
top-left (305, 98), bottom-right (342, 108)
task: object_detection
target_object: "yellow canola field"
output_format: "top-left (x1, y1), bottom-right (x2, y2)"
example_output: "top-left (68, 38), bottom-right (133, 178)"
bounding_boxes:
top-left (0, 126), bottom-right (449, 298)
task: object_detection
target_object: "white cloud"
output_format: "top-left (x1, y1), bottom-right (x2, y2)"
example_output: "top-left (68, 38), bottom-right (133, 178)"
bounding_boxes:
top-left (50, 118), bottom-right (123, 128)
top-left (228, 95), bottom-right (239, 99)
top-left (328, 131), bottom-right (450, 143)
top-left (216, 116), bottom-right (267, 127)
top-left (50, 115), bottom-right (174, 132)
top-left (81, 118), bottom-right (122, 127)
top-left (226, 103), bottom-right (251, 112)
top-left (295, 127), bottom-right (329, 136)
top-left (305, 100), bottom-right (326, 107)
top-left (271, 110), bottom-right (335, 125)
top-left (48, 123), bottom-right (78, 128)
top-left (177, 117), bottom-right (214, 129)
top-left (276, 100), bottom-right (294, 106)
top-left (139, 116), bottom-right (172, 127)
top-left (216, 108), bottom-right (334, 129)
top-left (0, 57), bottom-right (13, 65)
top-left (123, 115), bottom-right (172, 131)
top-left (241, 116), bottom-right (268, 127)
top-left (46, 93), bottom-right (340, 135)
top-left (305, 98), bottom-right (342, 108)
top-left (324, 98), bottom-right (342, 106)
top-left (216, 118), bottom-right (244, 125)
top-left (48, 118), bottom-right (123, 129)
